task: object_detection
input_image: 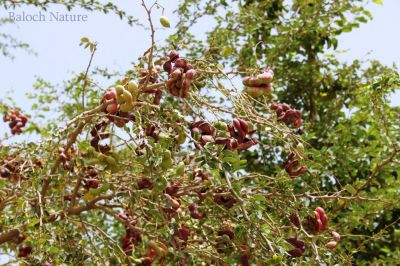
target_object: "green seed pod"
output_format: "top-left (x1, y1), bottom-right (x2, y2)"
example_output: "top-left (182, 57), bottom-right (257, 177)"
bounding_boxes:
top-left (105, 156), bottom-right (117, 167)
top-left (158, 132), bottom-right (170, 142)
top-left (214, 121), bottom-right (228, 131)
top-left (176, 161), bottom-right (185, 176)
top-left (97, 153), bottom-right (108, 163)
top-left (161, 151), bottom-right (173, 170)
top-left (160, 16), bottom-right (171, 28)
top-left (126, 80), bottom-right (139, 101)
top-left (176, 132), bottom-right (186, 145)
top-left (296, 142), bottom-right (305, 155)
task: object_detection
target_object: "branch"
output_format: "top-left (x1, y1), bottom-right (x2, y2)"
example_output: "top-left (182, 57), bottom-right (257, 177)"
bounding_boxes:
top-left (0, 229), bottom-right (19, 245)
top-left (81, 43), bottom-right (97, 112)
top-left (67, 194), bottom-right (114, 215)
top-left (41, 100), bottom-right (111, 201)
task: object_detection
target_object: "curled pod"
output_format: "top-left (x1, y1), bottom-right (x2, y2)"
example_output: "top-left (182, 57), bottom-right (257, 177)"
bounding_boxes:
top-left (175, 58), bottom-right (188, 69)
top-left (115, 85), bottom-right (125, 104)
top-left (233, 118), bottom-right (247, 139)
top-left (170, 68), bottom-right (182, 80)
top-left (257, 69), bottom-right (273, 84)
top-left (200, 135), bottom-right (214, 145)
top-left (185, 69), bottom-right (196, 80)
top-left (237, 118), bottom-right (249, 134)
top-left (166, 79), bottom-right (177, 95)
top-left (288, 247), bottom-right (304, 257)
top-left (247, 76), bottom-right (264, 87)
top-left (242, 76), bottom-right (251, 86)
top-left (236, 139), bottom-right (257, 152)
top-left (104, 88), bottom-right (117, 100)
top-left (153, 90), bottom-right (163, 105)
top-left (180, 80), bottom-right (191, 98)
top-left (163, 60), bottom-right (172, 73)
top-left (185, 63), bottom-right (194, 71)
top-left (169, 50), bottom-right (179, 61)
top-left (177, 225), bottom-right (191, 241)
top-left (106, 102), bottom-right (118, 114)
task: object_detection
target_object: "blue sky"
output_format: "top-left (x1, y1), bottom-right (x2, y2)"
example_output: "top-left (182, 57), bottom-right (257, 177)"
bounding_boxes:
top-left (0, 0), bottom-right (399, 121)
top-left (0, 0), bottom-right (399, 262)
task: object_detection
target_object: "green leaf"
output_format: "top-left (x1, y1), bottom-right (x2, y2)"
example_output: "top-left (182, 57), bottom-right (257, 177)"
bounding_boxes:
top-left (373, 0), bottom-right (383, 5)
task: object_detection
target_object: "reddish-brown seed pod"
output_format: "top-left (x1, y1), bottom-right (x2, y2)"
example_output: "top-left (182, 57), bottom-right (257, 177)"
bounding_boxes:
top-left (164, 193), bottom-right (180, 209)
top-left (237, 118), bottom-right (249, 133)
top-left (170, 68), bottom-right (182, 80)
top-left (236, 139), bottom-right (257, 151)
top-left (233, 118), bottom-right (246, 139)
top-left (185, 69), bottom-right (196, 80)
top-left (281, 103), bottom-right (290, 111)
top-left (163, 60), bottom-right (172, 73)
top-left (153, 90), bottom-right (163, 105)
top-left (200, 135), bottom-right (214, 146)
top-left (178, 225), bottom-right (191, 241)
top-left (175, 58), bottom-right (188, 69)
top-left (288, 247), bottom-right (304, 257)
top-left (289, 213), bottom-right (301, 228)
top-left (18, 246), bottom-right (33, 258)
top-left (325, 241), bottom-right (337, 249)
top-left (240, 254), bottom-right (250, 266)
top-left (294, 118), bottom-right (302, 127)
top-left (332, 231), bottom-right (341, 242)
top-left (106, 103), bottom-right (118, 114)
top-left (168, 50), bottom-right (179, 61)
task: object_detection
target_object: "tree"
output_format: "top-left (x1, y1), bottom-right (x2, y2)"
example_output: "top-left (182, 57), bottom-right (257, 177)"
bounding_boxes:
top-left (1, 0), bottom-right (399, 265)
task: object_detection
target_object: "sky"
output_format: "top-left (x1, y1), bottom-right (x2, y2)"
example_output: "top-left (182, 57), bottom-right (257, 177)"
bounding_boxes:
top-left (0, 0), bottom-right (399, 131)
top-left (0, 0), bottom-right (399, 262)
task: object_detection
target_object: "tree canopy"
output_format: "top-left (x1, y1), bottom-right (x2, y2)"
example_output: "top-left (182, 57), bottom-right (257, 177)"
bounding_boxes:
top-left (1, 0), bottom-right (399, 265)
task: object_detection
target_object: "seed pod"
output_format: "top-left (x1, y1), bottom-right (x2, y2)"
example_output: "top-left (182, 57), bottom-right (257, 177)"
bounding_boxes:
top-left (175, 58), bottom-right (188, 69)
top-left (170, 68), bottom-right (182, 80)
top-left (233, 118), bottom-right (246, 139)
top-left (245, 84), bottom-right (272, 96)
top-left (160, 16), bottom-right (171, 28)
top-left (200, 135), bottom-right (214, 145)
top-left (294, 118), bottom-right (302, 127)
top-left (185, 69), bottom-right (196, 80)
top-left (104, 89), bottom-right (117, 100)
top-left (236, 139), bottom-right (257, 152)
top-left (178, 225), bottom-right (190, 241)
top-left (126, 81), bottom-right (139, 100)
top-left (169, 50), bottom-right (179, 61)
top-left (153, 90), bottom-right (163, 105)
top-left (289, 213), bottom-right (301, 228)
top-left (164, 193), bottom-right (180, 209)
top-left (332, 231), bottom-right (341, 242)
top-left (237, 118), bottom-right (249, 134)
top-left (242, 76), bottom-right (251, 86)
top-left (163, 60), bottom-right (172, 73)
top-left (257, 69), bottom-right (273, 84)
top-left (288, 247), bottom-right (304, 257)
top-left (325, 241), bottom-right (337, 249)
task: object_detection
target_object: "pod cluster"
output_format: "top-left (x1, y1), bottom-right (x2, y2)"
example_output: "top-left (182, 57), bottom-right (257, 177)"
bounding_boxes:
top-left (163, 50), bottom-right (197, 98)
top-left (242, 69), bottom-right (273, 97)
top-left (3, 109), bottom-right (28, 135)
top-left (282, 152), bottom-right (308, 178)
top-left (270, 102), bottom-right (302, 128)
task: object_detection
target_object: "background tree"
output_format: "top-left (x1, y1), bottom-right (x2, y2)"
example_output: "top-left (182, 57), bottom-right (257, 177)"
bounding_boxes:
top-left (0, 0), bottom-right (399, 265)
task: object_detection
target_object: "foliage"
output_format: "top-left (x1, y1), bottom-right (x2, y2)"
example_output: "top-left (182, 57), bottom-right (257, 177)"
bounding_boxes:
top-left (0, 0), bottom-right (399, 265)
